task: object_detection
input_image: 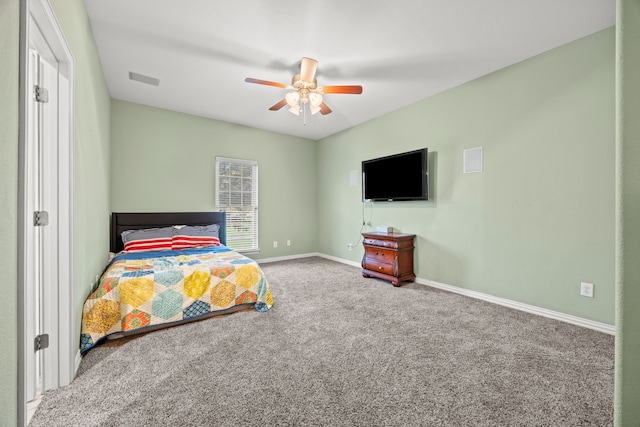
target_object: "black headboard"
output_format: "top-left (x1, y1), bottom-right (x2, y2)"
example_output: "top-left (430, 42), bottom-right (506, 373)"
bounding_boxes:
top-left (111, 212), bottom-right (227, 253)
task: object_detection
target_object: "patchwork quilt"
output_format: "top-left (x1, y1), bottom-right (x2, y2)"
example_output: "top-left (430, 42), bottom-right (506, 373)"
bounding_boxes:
top-left (80, 246), bottom-right (273, 354)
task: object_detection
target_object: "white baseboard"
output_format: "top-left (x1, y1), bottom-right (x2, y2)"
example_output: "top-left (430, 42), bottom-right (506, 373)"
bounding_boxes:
top-left (315, 253), bottom-right (616, 336)
top-left (75, 350), bottom-right (82, 375)
top-left (417, 277), bottom-right (615, 335)
top-left (254, 252), bottom-right (321, 264)
top-left (317, 253), bottom-right (361, 268)
top-left (27, 395), bottom-right (43, 425)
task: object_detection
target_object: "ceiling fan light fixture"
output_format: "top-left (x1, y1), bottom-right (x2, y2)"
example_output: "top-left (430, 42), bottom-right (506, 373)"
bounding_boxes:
top-left (310, 104), bottom-right (321, 115)
top-left (285, 91), bottom-right (300, 107)
top-left (288, 104), bottom-right (300, 116)
top-left (309, 92), bottom-right (323, 107)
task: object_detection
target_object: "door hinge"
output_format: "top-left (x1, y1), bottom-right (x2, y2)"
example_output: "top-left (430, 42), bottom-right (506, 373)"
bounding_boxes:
top-left (34, 84), bottom-right (49, 103)
top-left (34, 211), bottom-right (49, 226)
top-left (34, 334), bottom-right (49, 352)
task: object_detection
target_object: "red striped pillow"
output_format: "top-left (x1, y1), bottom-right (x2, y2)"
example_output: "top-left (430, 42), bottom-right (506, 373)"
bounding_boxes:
top-left (123, 237), bottom-right (172, 253)
top-left (172, 235), bottom-right (220, 250)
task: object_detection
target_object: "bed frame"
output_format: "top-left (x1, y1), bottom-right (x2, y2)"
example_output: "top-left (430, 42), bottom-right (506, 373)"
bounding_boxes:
top-left (110, 211), bottom-right (227, 253)
top-left (104, 211), bottom-right (253, 343)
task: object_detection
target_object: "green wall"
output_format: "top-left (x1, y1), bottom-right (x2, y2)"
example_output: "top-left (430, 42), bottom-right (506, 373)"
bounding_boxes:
top-left (0, 0), bottom-right (110, 424)
top-left (49, 0), bottom-right (111, 341)
top-left (0, 0), bottom-right (20, 424)
top-left (0, 3), bottom-right (628, 424)
top-left (615, 1), bottom-right (640, 424)
top-left (318, 28), bottom-right (615, 325)
top-left (110, 100), bottom-right (317, 259)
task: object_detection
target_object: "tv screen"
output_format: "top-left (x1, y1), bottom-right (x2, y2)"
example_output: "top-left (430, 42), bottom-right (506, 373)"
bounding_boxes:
top-left (362, 148), bottom-right (428, 202)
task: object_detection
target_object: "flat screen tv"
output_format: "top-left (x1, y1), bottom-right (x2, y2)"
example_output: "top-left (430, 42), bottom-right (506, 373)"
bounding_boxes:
top-left (362, 148), bottom-right (428, 202)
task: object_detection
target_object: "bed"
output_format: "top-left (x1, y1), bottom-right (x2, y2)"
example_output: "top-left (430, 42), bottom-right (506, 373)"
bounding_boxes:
top-left (79, 212), bottom-right (273, 355)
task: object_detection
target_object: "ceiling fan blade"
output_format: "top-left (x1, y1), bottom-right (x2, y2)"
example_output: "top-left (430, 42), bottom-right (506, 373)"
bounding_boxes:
top-left (321, 85), bottom-right (363, 94)
top-left (319, 102), bottom-right (332, 115)
top-left (245, 77), bottom-right (288, 88)
top-left (269, 99), bottom-right (288, 111)
top-left (300, 57), bottom-right (318, 83)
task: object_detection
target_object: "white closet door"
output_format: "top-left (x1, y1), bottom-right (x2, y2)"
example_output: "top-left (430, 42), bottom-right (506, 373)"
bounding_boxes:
top-left (25, 27), bottom-right (60, 402)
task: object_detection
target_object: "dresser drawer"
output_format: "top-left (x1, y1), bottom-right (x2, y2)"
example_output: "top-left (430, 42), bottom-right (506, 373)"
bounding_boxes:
top-left (364, 247), bottom-right (396, 264)
top-left (361, 232), bottom-right (415, 286)
top-left (363, 238), bottom-right (398, 249)
top-left (362, 257), bottom-right (395, 276)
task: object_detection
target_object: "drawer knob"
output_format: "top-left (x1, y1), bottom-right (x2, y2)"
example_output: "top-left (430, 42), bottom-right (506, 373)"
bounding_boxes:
top-left (378, 266), bottom-right (383, 270)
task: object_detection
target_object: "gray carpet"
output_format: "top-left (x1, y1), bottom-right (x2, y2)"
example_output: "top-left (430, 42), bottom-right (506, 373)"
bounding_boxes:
top-left (30, 257), bottom-right (614, 426)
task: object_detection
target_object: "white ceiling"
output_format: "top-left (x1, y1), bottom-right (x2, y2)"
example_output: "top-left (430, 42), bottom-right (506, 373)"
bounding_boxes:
top-left (84, 0), bottom-right (615, 141)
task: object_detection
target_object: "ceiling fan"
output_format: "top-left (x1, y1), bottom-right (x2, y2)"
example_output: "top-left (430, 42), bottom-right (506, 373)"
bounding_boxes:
top-left (245, 57), bottom-right (363, 116)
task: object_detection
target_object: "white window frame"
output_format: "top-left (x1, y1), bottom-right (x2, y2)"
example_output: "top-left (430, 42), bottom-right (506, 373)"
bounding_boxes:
top-left (215, 157), bottom-right (259, 253)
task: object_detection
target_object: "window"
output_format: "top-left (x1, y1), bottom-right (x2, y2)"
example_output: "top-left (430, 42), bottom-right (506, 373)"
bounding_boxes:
top-left (215, 157), bottom-right (259, 252)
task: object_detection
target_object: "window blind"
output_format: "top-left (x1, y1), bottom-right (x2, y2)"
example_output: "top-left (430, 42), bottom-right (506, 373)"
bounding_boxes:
top-left (215, 157), bottom-right (259, 252)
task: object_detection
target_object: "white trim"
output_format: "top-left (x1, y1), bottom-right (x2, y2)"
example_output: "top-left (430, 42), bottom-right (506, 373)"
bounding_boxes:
top-left (317, 253), bottom-right (361, 268)
top-left (74, 350), bottom-right (82, 375)
top-left (416, 277), bottom-right (615, 335)
top-left (26, 395), bottom-right (42, 425)
top-left (314, 254), bottom-right (616, 336)
top-left (215, 156), bottom-right (257, 165)
top-left (18, 1), bottom-right (75, 426)
top-left (31, 0), bottom-right (76, 386)
top-left (254, 252), bottom-right (321, 264)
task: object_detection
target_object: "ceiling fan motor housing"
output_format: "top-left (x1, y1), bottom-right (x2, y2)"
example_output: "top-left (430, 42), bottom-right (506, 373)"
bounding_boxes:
top-left (292, 75), bottom-right (317, 90)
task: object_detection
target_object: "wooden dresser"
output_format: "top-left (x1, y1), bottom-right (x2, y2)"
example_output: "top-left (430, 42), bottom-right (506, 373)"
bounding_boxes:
top-left (361, 232), bottom-right (416, 286)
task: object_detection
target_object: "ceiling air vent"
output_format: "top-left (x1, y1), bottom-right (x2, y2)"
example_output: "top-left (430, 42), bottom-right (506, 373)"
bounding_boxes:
top-left (129, 71), bottom-right (159, 86)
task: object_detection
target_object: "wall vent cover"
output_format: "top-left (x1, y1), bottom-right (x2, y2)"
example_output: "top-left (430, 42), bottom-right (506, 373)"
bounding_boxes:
top-left (463, 147), bottom-right (483, 174)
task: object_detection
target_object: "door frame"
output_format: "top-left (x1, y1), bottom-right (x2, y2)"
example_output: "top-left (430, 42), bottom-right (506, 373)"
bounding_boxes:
top-left (18, 0), bottom-right (75, 425)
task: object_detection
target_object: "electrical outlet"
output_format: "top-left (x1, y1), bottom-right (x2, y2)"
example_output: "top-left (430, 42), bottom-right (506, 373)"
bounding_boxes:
top-left (287, 240), bottom-right (291, 246)
top-left (347, 243), bottom-right (353, 250)
top-left (273, 241), bottom-right (278, 248)
top-left (580, 282), bottom-right (594, 298)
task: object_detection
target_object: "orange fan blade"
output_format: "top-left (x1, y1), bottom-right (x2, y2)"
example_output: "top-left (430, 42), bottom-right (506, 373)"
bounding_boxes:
top-left (245, 77), bottom-right (288, 89)
top-left (269, 99), bottom-right (288, 111)
top-left (319, 102), bottom-right (332, 115)
top-left (300, 57), bottom-right (318, 83)
top-left (321, 85), bottom-right (363, 94)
